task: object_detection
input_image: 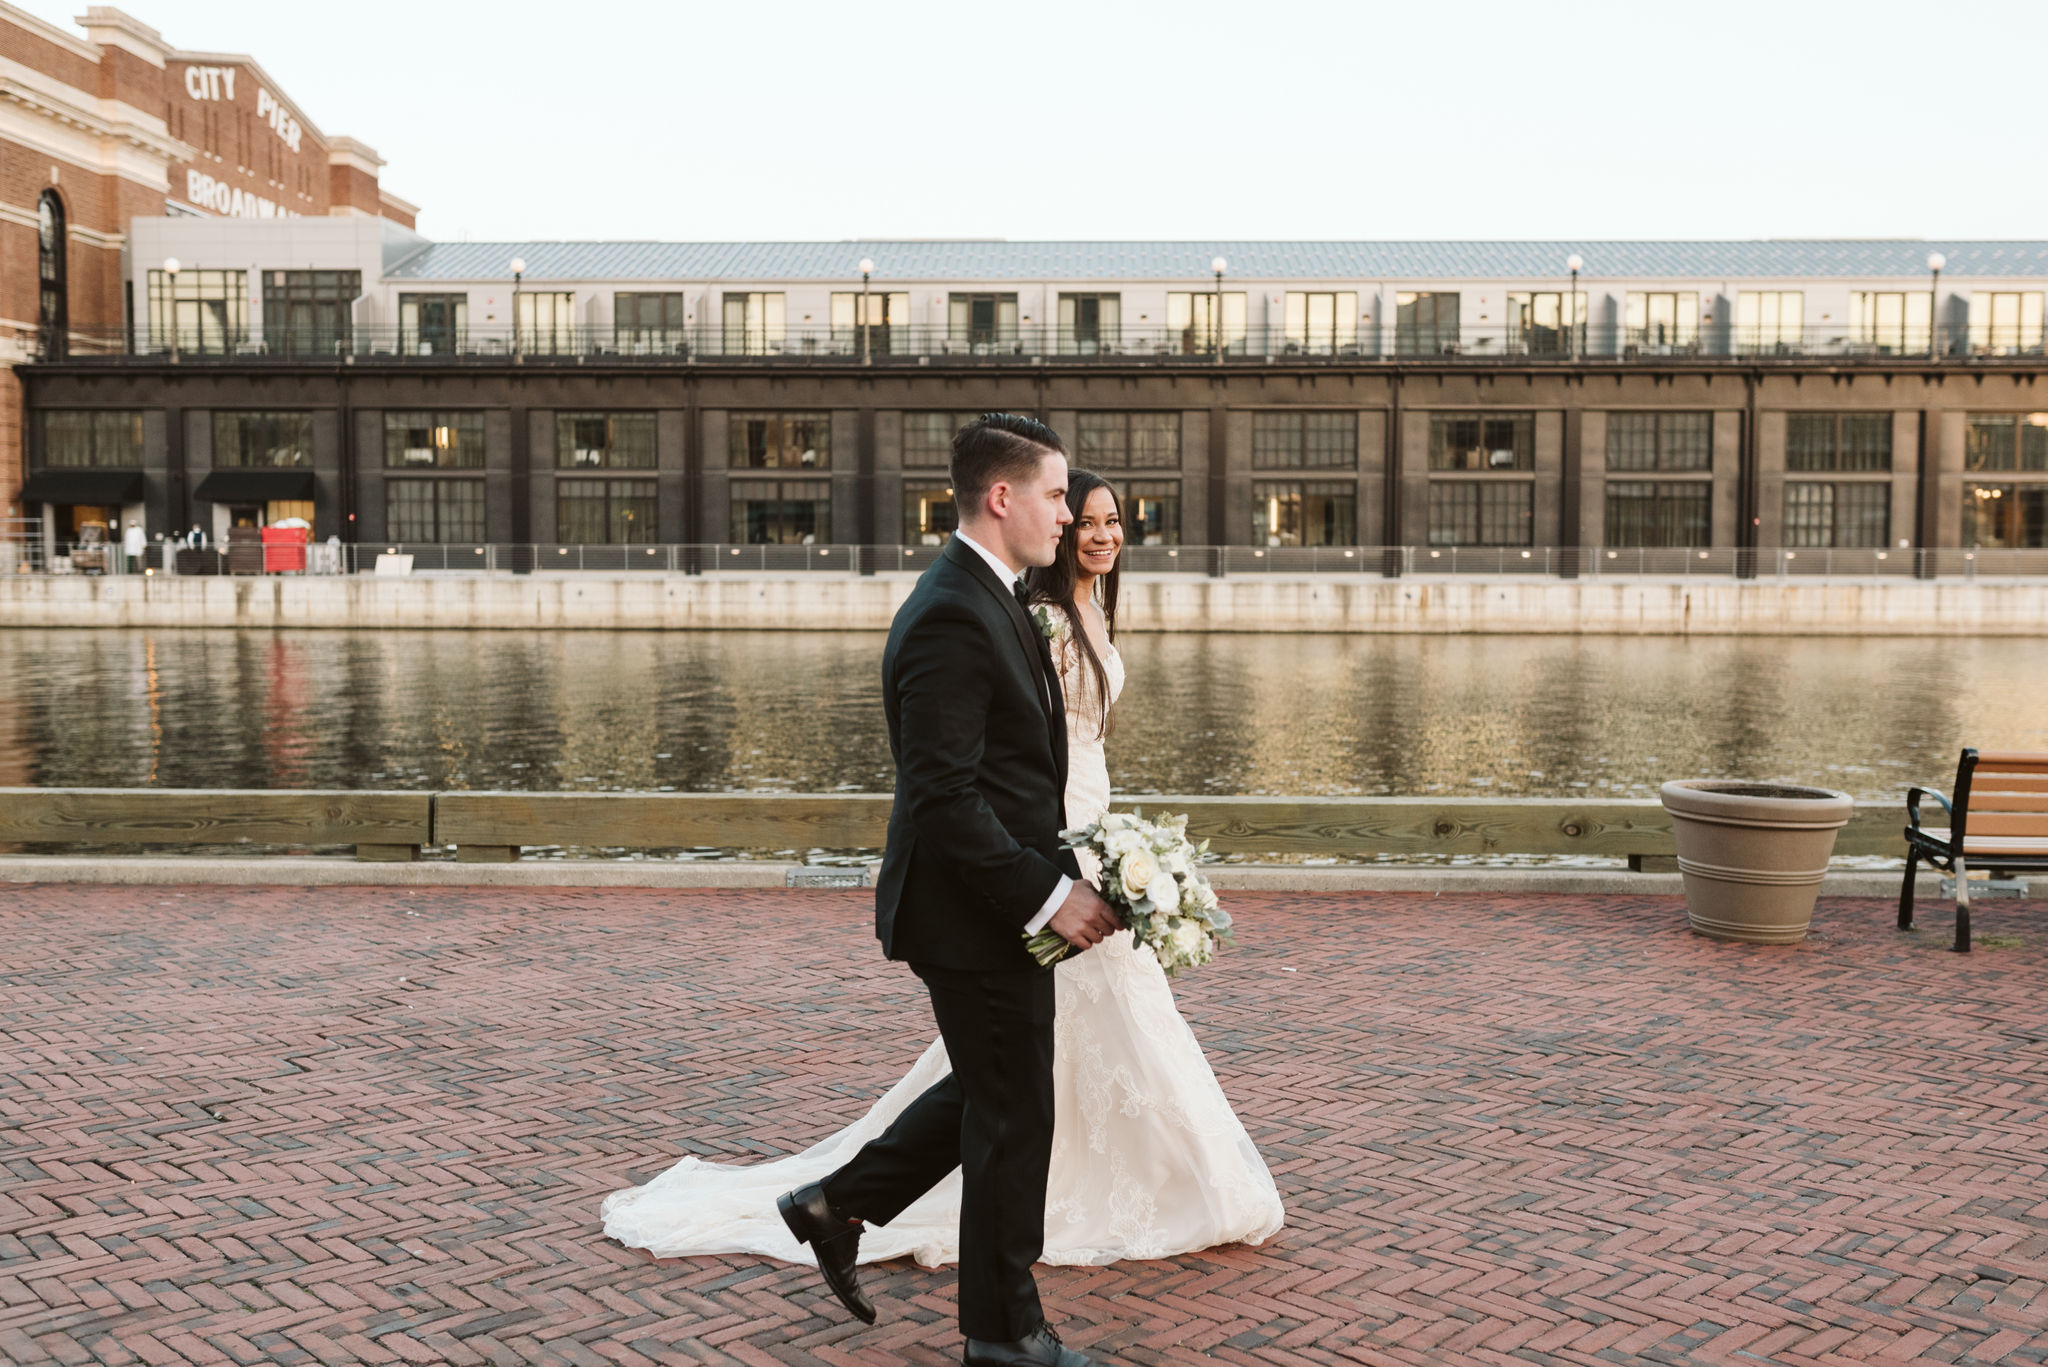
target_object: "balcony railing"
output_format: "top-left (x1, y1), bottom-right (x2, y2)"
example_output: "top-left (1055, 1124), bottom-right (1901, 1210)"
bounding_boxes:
top-left (28, 323), bottom-right (2048, 367)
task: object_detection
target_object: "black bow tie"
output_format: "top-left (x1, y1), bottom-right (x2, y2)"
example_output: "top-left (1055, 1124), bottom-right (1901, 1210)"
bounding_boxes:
top-left (1012, 580), bottom-right (1030, 609)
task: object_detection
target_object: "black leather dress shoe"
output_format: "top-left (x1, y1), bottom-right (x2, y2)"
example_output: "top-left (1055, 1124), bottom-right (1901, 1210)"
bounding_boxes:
top-left (963, 1323), bottom-right (1103, 1366)
top-left (775, 1182), bottom-right (875, 1324)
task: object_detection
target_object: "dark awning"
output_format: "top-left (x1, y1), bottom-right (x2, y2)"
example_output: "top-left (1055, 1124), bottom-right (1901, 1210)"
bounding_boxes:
top-left (192, 469), bottom-right (316, 503)
top-left (18, 469), bottom-right (143, 504)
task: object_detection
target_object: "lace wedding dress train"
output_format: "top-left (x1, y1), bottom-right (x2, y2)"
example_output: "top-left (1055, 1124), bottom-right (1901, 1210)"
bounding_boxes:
top-left (601, 616), bottom-right (1284, 1267)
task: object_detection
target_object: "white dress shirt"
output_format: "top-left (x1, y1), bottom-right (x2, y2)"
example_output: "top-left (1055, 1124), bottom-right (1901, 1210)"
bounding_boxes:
top-left (951, 527), bottom-right (1072, 938)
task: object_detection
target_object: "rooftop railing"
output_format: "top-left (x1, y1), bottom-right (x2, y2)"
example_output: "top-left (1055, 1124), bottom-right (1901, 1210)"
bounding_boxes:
top-left (29, 324), bottom-right (2048, 367)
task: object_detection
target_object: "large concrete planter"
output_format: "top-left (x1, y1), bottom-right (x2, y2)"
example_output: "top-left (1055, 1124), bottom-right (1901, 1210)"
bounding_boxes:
top-left (1660, 781), bottom-right (1855, 944)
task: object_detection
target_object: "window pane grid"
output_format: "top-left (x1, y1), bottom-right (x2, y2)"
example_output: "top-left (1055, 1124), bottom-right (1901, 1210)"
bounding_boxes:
top-left (902, 412), bottom-right (970, 468)
top-left (384, 411), bottom-right (485, 469)
top-left (1431, 412), bottom-right (1534, 471)
top-left (1787, 413), bottom-right (1891, 472)
top-left (730, 412), bottom-right (830, 470)
top-left (213, 411), bottom-right (313, 468)
top-left (388, 478), bottom-right (484, 542)
top-left (1784, 481), bottom-right (1889, 548)
top-left (39, 410), bottom-right (143, 468)
top-left (1605, 481), bottom-right (1710, 547)
top-left (557, 478), bottom-right (656, 544)
top-left (730, 480), bottom-right (830, 544)
top-left (557, 412), bottom-right (656, 469)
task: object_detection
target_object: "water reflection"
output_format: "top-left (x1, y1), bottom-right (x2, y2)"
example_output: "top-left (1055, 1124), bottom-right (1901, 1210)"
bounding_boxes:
top-left (0, 630), bottom-right (2039, 800)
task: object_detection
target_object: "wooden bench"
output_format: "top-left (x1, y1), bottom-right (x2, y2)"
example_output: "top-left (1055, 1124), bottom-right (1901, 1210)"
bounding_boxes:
top-left (1900, 749), bottom-right (2048, 951)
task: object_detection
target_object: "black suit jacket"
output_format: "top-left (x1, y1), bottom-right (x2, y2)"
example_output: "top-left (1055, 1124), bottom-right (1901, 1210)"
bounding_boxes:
top-left (874, 537), bottom-right (1080, 972)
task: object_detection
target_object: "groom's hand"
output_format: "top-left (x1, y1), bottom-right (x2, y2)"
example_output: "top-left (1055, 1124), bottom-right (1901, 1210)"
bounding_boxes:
top-left (1048, 882), bottom-right (1120, 951)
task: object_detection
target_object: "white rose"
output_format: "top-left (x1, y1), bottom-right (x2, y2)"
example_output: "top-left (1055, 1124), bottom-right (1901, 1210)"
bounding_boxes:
top-left (1170, 919), bottom-right (1207, 957)
top-left (1119, 848), bottom-right (1160, 896)
top-left (1144, 871), bottom-right (1181, 912)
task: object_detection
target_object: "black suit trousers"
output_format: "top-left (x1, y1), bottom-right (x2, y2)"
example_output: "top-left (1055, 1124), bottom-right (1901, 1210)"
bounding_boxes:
top-left (821, 963), bottom-right (1056, 1342)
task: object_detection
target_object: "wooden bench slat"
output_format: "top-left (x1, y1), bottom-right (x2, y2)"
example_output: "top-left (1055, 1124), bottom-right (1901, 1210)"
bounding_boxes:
top-left (1963, 836), bottom-right (2048, 857)
top-left (1972, 752), bottom-right (2048, 772)
top-left (1964, 812), bottom-right (2048, 838)
top-left (1968, 794), bottom-right (2048, 812)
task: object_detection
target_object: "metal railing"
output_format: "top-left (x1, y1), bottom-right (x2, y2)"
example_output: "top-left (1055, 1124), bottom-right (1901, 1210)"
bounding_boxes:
top-left (30, 323), bottom-right (2048, 367)
top-left (320, 543), bottom-right (2048, 578)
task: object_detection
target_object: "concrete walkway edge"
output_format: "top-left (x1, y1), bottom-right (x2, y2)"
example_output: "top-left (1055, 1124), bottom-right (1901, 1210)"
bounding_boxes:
top-left (0, 855), bottom-right (1951, 899)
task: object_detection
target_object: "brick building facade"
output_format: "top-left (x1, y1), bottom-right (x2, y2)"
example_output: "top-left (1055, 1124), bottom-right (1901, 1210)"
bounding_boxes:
top-left (1, 2), bottom-right (413, 526)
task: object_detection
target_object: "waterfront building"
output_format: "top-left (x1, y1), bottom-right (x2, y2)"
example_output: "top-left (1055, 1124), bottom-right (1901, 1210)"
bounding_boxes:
top-left (9, 14), bottom-right (2048, 567)
top-left (0, 2), bottom-right (414, 548)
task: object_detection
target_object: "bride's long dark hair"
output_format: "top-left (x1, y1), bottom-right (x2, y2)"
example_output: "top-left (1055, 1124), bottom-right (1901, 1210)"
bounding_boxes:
top-left (1025, 469), bottom-right (1121, 738)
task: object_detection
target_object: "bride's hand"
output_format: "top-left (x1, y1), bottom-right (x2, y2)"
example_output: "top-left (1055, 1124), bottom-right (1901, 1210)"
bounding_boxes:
top-left (1047, 882), bottom-right (1119, 950)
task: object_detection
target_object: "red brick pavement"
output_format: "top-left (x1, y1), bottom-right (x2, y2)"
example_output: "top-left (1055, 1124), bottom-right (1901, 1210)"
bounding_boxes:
top-left (0, 885), bottom-right (2044, 1367)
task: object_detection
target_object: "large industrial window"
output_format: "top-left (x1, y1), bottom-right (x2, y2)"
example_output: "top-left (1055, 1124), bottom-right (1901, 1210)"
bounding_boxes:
top-left (558, 479), bottom-right (656, 543)
top-left (38, 411), bottom-right (143, 468)
top-left (1605, 481), bottom-right (1710, 547)
top-left (557, 413), bottom-right (656, 469)
top-left (902, 412), bottom-right (973, 468)
top-left (1607, 412), bottom-right (1710, 471)
top-left (265, 270), bottom-right (359, 356)
top-left (1076, 412), bottom-right (1182, 469)
top-left (1736, 291), bottom-right (1803, 353)
top-left (1253, 412), bottom-right (1356, 470)
top-left (1058, 293), bottom-right (1121, 354)
top-left (213, 412), bottom-right (313, 467)
top-left (730, 480), bottom-right (830, 544)
top-left (1430, 413), bottom-right (1534, 471)
top-left (1783, 482), bottom-right (1889, 547)
top-left (149, 269), bottom-right (248, 354)
top-left (730, 413), bottom-right (830, 469)
top-left (1428, 482), bottom-right (1533, 546)
top-left (1282, 292), bottom-right (1357, 354)
top-left (384, 412), bottom-right (485, 469)
top-left (1786, 414), bottom-right (1891, 472)
top-left (388, 479), bottom-right (485, 543)
top-left (1965, 414), bottom-right (2048, 471)
top-left (1395, 291), bottom-right (1459, 354)
top-left (1254, 480), bottom-right (1356, 546)
top-left (1167, 292), bottom-right (1246, 355)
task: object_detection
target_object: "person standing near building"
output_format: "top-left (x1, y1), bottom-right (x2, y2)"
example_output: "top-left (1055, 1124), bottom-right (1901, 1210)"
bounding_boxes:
top-left (122, 520), bottom-right (145, 573)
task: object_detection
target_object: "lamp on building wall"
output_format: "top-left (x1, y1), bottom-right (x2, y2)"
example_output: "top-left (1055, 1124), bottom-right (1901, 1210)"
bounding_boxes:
top-left (1926, 251), bottom-right (1946, 358)
top-left (509, 256), bottom-right (527, 360)
top-left (858, 257), bottom-right (875, 365)
top-left (1210, 256), bottom-right (1228, 364)
top-left (1565, 253), bottom-right (1583, 360)
top-left (162, 257), bottom-right (181, 363)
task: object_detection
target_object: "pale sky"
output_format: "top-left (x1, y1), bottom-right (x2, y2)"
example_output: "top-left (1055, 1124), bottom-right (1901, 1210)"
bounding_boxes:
top-left (22, 0), bottom-right (2048, 244)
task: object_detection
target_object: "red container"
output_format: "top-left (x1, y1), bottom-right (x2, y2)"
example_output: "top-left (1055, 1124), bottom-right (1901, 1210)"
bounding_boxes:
top-left (261, 525), bottom-right (309, 572)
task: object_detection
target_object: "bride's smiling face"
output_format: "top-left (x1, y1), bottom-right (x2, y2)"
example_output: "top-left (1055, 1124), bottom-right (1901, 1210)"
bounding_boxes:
top-left (1074, 486), bottom-right (1123, 580)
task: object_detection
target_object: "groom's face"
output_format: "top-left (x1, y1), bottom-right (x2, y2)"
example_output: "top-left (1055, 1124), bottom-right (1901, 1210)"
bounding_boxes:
top-left (999, 450), bottom-right (1073, 570)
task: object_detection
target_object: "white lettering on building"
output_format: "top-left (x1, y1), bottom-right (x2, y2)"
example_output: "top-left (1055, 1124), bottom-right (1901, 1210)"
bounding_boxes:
top-left (182, 65), bottom-right (236, 101)
top-left (185, 170), bottom-right (299, 220)
top-left (253, 89), bottom-right (303, 154)
top-left (182, 65), bottom-right (302, 153)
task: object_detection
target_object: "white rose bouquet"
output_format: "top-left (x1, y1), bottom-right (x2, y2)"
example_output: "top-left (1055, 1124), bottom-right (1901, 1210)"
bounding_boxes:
top-left (1023, 809), bottom-right (1233, 975)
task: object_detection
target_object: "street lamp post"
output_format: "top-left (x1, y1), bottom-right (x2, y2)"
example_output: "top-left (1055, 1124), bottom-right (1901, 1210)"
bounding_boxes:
top-left (162, 257), bottom-right (181, 362)
top-left (1210, 256), bottom-right (1228, 364)
top-left (858, 257), bottom-right (875, 365)
top-left (1926, 251), bottom-right (1945, 359)
top-left (509, 256), bottom-right (527, 361)
top-left (1565, 253), bottom-right (1583, 360)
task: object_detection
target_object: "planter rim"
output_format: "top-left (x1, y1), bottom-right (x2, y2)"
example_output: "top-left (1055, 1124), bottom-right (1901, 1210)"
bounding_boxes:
top-left (1660, 779), bottom-right (1854, 829)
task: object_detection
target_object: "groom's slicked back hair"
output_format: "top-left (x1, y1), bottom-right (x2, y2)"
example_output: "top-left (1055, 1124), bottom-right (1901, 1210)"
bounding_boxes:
top-left (951, 413), bottom-right (1066, 518)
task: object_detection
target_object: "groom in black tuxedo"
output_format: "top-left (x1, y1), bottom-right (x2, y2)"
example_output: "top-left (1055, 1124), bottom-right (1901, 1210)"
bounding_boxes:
top-left (778, 414), bottom-right (1121, 1367)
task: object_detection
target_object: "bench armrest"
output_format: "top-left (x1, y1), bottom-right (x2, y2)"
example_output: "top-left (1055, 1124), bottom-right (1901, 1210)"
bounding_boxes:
top-left (1905, 785), bottom-right (1954, 834)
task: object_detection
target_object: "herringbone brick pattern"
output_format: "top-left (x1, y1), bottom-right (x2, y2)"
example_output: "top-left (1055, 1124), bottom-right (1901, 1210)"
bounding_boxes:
top-left (0, 886), bottom-right (2044, 1367)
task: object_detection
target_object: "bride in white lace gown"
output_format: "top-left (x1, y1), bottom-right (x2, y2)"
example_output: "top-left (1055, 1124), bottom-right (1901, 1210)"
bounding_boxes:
top-left (602, 472), bottom-right (1284, 1267)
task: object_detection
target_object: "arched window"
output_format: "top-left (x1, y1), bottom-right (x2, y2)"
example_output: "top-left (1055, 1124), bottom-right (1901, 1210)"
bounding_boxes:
top-left (37, 190), bottom-right (68, 359)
